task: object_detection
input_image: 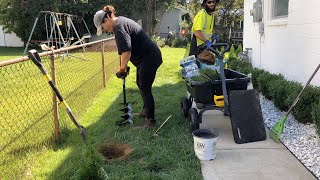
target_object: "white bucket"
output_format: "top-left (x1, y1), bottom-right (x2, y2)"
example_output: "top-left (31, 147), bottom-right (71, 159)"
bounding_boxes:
top-left (192, 129), bottom-right (219, 161)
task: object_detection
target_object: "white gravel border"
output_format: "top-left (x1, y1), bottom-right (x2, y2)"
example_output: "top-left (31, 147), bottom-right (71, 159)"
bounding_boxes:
top-left (260, 94), bottom-right (320, 179)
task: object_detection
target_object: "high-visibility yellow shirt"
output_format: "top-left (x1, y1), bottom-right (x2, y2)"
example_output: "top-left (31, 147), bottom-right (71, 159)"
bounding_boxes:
top-left (191, 9), bottom-right (215, 46)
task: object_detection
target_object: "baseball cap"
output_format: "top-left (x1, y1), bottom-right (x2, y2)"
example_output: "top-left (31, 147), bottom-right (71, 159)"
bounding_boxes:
top-left (93, 10), bottom-right (106, 36)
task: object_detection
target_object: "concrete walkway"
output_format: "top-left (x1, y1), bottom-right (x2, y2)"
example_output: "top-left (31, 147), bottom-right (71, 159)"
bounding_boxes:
top-left (199, 110), bottom-right (316, 180)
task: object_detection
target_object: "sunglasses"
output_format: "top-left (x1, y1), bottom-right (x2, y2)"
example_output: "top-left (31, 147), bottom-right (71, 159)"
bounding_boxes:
top-left (206, 0), bottom-right (215, 4)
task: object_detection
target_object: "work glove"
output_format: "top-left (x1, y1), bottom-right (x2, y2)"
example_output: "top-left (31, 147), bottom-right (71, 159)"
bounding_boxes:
top-left (205, 40), bottom-right (213, 50)
top-left (116, 67), bottom-right (130, 79)
top-left (213, 34), bottom-right (220, 42)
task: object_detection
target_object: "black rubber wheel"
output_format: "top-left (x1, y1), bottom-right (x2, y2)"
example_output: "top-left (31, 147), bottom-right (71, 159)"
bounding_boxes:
top-left (181, 96), bottom-right (191, 118)
top-left (188, 108), bottom-right (199, 132)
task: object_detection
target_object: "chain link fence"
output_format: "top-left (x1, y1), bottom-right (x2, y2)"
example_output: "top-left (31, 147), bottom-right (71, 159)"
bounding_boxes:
top-left (0, 38), bottom-right (119, 179)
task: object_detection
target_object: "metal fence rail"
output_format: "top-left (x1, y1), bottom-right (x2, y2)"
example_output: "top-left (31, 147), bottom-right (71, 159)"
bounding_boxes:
top-left (0, 38), bottom-right (119, 179)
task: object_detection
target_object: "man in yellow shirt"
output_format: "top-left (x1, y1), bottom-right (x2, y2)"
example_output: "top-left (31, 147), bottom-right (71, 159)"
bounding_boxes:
top-left (189, 0), bottom-right (219, 56)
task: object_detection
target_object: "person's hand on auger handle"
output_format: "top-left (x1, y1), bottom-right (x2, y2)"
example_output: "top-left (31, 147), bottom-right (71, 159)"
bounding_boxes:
top-left (116, 66), bottom-right (130, 79)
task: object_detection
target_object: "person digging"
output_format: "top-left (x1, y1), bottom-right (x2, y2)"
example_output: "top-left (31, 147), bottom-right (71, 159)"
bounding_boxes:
top-left (94, 5), bottom-right (162, 128)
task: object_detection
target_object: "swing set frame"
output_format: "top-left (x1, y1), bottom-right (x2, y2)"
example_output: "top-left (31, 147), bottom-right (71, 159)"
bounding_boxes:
top-left (23, 11), bottom-right (91, 55)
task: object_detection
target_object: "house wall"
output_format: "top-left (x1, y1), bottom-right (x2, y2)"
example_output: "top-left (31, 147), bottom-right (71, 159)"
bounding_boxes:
top-left (158, 8), bottom-right (181, 38)
top-left (0, 25), bottom-right (24, 47)
top-left (244, 0), bottom-right (320, 86)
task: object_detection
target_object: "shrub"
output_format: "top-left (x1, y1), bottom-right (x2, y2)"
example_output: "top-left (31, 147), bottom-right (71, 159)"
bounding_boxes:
top-left (227, 58), bottom-right (240, 70)
top-left (268, 79), bottom-right (290, 111)
top-left (284, 81), bottom-right (302, 109)
top-left (236, 61), bottom-right (253, 75)
top-left (228, 45), bottom-right (236, 58)
top-left (251, 68), bottom-right (266, 89)
top-left (311, 102), bottom-right (320, 134)
top-left (292, 86), bottom-right (320, 124)
top-left (257, 72), bottom-right (284, 99)
top-left (172, 38), bottom-right (188, 48)
top-left (225, 63), bottom-right (320, 132)
top-left (151, 35), bottom-right (166, 48)
top-left (235, 44), bottom-right (243, 56)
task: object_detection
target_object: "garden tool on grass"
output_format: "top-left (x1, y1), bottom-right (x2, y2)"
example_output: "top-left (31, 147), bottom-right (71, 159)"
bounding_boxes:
top-left (117, 67), bottom-right (133, 126)
top-left (153, 115), bottom-right (172, 137)
top-left (28, 50), bottom-right (87, 142)
top-left (270, 63), bottom-right (320, 143)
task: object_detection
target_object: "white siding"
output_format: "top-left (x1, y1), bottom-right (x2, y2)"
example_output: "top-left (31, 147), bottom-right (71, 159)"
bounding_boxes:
top-left (159, 8), bottom-right (181, 38)
top-left (244, 0), bottom-right (320, 86)
top-left (0, 25), bottom-right (24, 47)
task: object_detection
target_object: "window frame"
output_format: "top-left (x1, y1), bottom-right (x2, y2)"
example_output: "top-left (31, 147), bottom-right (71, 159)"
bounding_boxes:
top-left (266, 0), bottom-right (289, 26)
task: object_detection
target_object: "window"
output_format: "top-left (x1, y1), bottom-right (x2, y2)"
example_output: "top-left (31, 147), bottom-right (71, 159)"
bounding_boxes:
top-left (272, 0), bottom-right (289, 19)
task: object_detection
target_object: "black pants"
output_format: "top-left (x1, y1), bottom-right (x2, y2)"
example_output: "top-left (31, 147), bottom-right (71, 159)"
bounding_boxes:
top-left (136, 55), bottom-right (162, 119)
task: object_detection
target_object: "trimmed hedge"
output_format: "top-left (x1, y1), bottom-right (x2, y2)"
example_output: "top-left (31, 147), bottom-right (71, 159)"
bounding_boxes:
top-left (226, 57), bottom-right (320, 135)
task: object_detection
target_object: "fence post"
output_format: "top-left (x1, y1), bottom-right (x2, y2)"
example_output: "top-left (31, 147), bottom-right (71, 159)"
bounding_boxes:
top-left (50, 54), bottom-right (60, 143)
top-left (102, 42), bottom-right (106, 88)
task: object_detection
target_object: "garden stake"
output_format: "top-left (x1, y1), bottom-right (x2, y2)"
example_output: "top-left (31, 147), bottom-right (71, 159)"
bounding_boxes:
top-left (153, 115), bottom-right (172, 137)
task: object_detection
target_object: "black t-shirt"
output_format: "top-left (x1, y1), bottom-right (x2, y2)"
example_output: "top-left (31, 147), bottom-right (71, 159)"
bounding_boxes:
top-left (114, 16), bottom-right (161, 67)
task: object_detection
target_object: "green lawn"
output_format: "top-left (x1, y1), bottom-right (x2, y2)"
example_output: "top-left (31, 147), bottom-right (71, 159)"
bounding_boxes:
top-left (0, 49), bottom-right (119, 179)
top-left (0, 47), bottom-right (25, 61)
top-left (1, 47), bottom-right (202, 179)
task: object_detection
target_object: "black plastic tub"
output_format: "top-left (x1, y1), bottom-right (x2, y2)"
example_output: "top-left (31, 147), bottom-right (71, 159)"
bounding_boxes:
top-left (183, 69), bottom-right (250, 104)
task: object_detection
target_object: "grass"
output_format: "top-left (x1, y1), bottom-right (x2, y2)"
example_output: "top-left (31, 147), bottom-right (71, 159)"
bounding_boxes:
top-left (0, 47), bottom-right (25, 61)
top-left (1, 47), bottom-right (202, 179)
top-left (0, 48), bottom-right (119, 179)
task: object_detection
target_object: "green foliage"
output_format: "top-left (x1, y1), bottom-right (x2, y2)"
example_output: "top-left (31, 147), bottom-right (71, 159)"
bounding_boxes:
top-left (172, 38), bottom-right (189, 48)
top-left (214, 0), bottom-right (244, 43)
top-left (284, 82), bottom-right (302, 110)
top-left (0, 0), bottom-right (179, 43)
top-left (228, 45), bottom-right (236, 58)
top-left (229, 59), bottom-right (320, 126)
top-left (311, 102), bottom-right (320, 134)
top-left (219, 46), bottom-right (225, 54)
top-left (292, 86), bottom-right (320, 124)
top-left (227, 58), bottom-right (240, 70)
top-left (235, 44), bottom-right (243, 56)
top-left (236, 60), bottom-right (252, 74)
top-left (268, 79), bottom-right (290, 111)
top-left (190, 68), bottom-right (220, 82)
top-left (151, 35), bottom-right (166, 48)
top-left (71, 146), bottom-right (108, 180)
top-left (257, 72), bottom-right (284, 100)
top-left (251, 68), bottom-right (266, 89)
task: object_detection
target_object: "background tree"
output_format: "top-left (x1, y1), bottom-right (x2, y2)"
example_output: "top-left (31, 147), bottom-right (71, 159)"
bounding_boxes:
top-left (215, 0), bottom-right (243, 43)
top-left (0, 0), bottom-right (180, 44)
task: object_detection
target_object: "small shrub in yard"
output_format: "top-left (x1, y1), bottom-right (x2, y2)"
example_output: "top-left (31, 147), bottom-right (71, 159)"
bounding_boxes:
top-left (172, 38), bottom-right (189, 48)
top-left (227, 58), bottom-right (240, 70)
top-left (311, 102), bottom-right (320, 135)
top-left (251, 68), bottom-right (266, 89)
top-left (228, 45), bottom-right (236, 58)
top-left (257, 72), bottom-right (284, 99)
top-left (235, 44), bottom-right (243, 56)
top-left (292, 86), bottom-right (320, 124)
top-left (236, 61), bottom-right (253, 75)
top-left (268, 79), bottom-right (290, 111)
top-left (284, 81), bottom-right (302, 109)
top-left (151, 35), bottom-right (166, 48)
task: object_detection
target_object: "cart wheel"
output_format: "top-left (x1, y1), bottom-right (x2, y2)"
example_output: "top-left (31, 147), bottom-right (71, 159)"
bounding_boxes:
top-left (188, 108), bottom-right (199, 132)
top-left (181, 96), bottom-right (191, 118)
